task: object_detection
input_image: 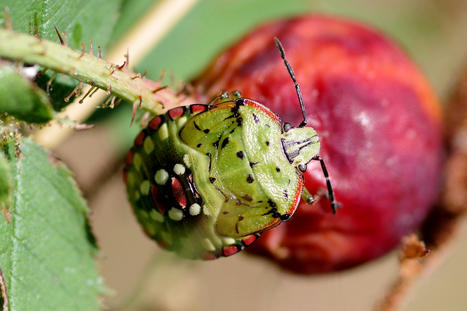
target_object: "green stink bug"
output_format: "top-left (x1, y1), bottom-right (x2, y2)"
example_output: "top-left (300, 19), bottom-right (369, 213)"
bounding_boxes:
top-left (123, 38), bottom-right (337, 259)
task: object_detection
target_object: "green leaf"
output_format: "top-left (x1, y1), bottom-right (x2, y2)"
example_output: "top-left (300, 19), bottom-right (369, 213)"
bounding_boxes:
top-left (0, 138), bottom-right (104, 311)
top-left (0, 150), bottom-right (11, 211)
top-left (0, 63), bottom-right (54, 123)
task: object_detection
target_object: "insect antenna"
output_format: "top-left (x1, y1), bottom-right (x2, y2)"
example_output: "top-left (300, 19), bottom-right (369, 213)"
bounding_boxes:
top-left (274, 37), bottom-right (307, 128)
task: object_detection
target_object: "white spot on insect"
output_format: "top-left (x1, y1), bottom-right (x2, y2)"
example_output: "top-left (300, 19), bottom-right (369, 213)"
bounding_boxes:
top-left (201, 238), bottom-right (215, 251)
top-left (139, 210), bottom-right (149, 219)
top-left (222, 237), bottom-right (236, 245)
top-left (177, 116), bottom-right (187, 127)
top-left (183, 154), bottom-right (191, 168)
top-left (168, 208), bottom-right (184, 221)
top-left (158, 123), bottom-right (168, 140)
top-left (173, 163), bottom-right (185, 175)
top-left (140, 180), bottom-right (150, 195)
top-left (143, 136), bottom-right (155, 154)
top-left (127, 171), bottom-right (136, 185)
top-left (154, 169), bottom-right (169, 185)
top-left (150, 210), bottom-right (164, 222)
top-left (189, 203), bottom-right (201, 216)
top-left (149, 210), bottom-right (164, 222)
top-left (132, 153), bottom-right (142, 170)
top-left (203, 205), bottom-right (210, 216)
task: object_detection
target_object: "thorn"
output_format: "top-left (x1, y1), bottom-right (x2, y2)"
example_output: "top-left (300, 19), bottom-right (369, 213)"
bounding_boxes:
top-left (54, 26), bottom-right (64, 45)
top-left (64, 82), bottom-right (83, 102)
top-left (125, 48), bottom-right (129, 68)
top-left (152, 85), bottom-right (168, 94)
top-left (79, 83), bottom-right (96, 104)
top-left (110, 96), bottom-right (116, 108)
top-left (3, 7), bottom-right (12, 30)
top-left (46, 72), bottom-right (57, 94)
top-left (89, 40), bottom-right (93, 55)
top-left (89, 86), bottom-right (99, 98)
top-left (130, 96), bottom-right (143, 127)
top-left (109, 66), bottom-right (117, 76)
top-left (130, 73), bottom-right (141, 80)
top-left (114, 97), bottom-right (122, 107)
top-left (78, 42), bottom-right (85, 59)
top-left (103, 95), bottom-right (114, 108)
top-left (62, 31), bottom-right (68, 46)
top-left (141, 69), bottom-right (148, 78)
top-left (130, 102), bottom-right (138, 127)
top-left (156, 70), bottom-right (166, 83)
top-left (98, 45), bottom-right (102, 58)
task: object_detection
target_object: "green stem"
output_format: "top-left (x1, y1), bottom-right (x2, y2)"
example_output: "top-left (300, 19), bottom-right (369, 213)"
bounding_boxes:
top-left (0, 29), bottom-right (191, 114)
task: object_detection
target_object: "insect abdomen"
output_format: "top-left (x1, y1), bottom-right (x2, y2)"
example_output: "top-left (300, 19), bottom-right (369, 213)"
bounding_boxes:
top-left (124, 105), bottom-right (257, 259)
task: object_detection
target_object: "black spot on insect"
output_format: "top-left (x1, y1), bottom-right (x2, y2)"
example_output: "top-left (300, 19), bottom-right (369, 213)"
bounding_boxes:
top-left (276, 167), bottom-right (281, 172)
top-left (280, 214), bottom-right (291, 221)
top-left (253, 113), bottom-right (259, 124)
top-left (222, 211), bottom-right (229, 215)
top-left (234, 98), bottom-right (244, 110)
top-left (209, 177), bottom-right (216, 183)
top-left (246, 174), bottom-right (254, 183)
top-left (236, 151), bottom-right (244, 159)
top-left (196, 143), bottom-right (202, 148)
top-left (193, 121), bottom-right (202, 131)
top-left (262, 207), bottom-right (281, 218)
top-left (283, 190), bottom-right (288, 199)
top-left (213, 136), bottom-right (221, 148)
top-left (268, 199), bottom-right (276, 208)
top-left (249, 162), bottom-right (258, 168)
top-left (257, 200), bottom-right (263, 203)
top-left (203, 129), bottom-right (210, 134)
top-left (236, 117), bottom-right (243, 127)
top-left (265, 124), bottom-right (270, 128)
top-left (235, 215), bottom-right (244, 234)
top-left (206, 153), bottom-right (212, 171)
top-left (221, 137), bottom-right (229, 149)
top-left (241, 194), bottom-right (253, 202)
top-left (265, 141), bottom-right (270, 146)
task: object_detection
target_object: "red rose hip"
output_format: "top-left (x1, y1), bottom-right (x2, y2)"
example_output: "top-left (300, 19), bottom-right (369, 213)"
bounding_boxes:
top-left (194, 15), bottom-right (443, 272)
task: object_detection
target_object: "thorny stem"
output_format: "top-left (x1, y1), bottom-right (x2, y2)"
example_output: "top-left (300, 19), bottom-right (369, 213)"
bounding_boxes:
top-left (33, 0), bottom-right (198, 149)
top-left (0, 28), bottom-right (190, 115)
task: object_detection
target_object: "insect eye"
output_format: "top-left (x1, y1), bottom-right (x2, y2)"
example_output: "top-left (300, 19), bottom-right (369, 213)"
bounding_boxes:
top-left (283, 122), bottom-right (291, 132)
top-left (298, 163), bottom-right (307, 173)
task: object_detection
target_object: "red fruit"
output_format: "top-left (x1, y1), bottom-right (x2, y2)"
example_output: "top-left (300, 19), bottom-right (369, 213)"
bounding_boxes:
top-left (194, 15), bottom-right (443, 273)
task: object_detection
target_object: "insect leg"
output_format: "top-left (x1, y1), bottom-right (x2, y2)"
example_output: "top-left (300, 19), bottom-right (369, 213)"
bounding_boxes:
top-left (312, 155), bottom-right (339, 214)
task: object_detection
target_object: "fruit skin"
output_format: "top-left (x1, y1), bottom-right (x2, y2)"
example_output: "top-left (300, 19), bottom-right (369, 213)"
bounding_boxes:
top-left (123, 93), bottom-right (318, 259)
top-left (194, 15), bottom-right (443, 272)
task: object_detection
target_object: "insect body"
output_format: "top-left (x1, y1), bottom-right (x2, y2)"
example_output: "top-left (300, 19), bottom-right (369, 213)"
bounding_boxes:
top-left (124, 38), bottom-right (337, 259)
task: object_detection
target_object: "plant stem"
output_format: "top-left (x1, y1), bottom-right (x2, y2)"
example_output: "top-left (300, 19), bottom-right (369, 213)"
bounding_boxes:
top-left (0, 0), bottom-right (199, 149)
top-left (0, 28), bottom-right (182, 114)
